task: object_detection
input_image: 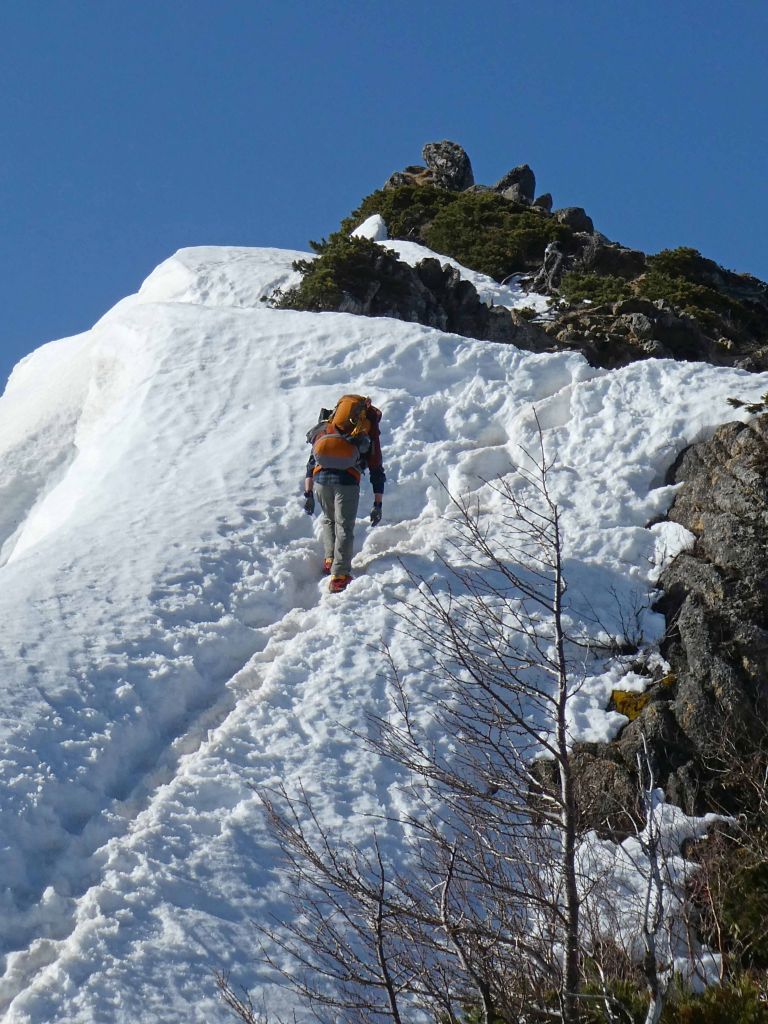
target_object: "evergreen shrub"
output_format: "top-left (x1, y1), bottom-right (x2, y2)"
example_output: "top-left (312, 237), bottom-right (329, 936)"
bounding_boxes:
top-left (559, 272), bottom-right (632, 305)
top-left (637, 269), bottom-right (734, 321)
top-left (275, 233), bottom-right (394, 312)
top-left (345, 186), bottom-right (572, 281)
top-left (342, 185), bottom-right (457, 242)
top-left (639, 248), bottom-right (757, 332)
top-left (648, 246), bottom-right (709, 280)
top-left (424, 192), bottom-right (572, 280)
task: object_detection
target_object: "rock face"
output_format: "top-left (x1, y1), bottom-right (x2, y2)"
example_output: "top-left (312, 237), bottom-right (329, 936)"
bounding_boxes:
top-left (335, 249), bottom-right (550, 350)
top-left (553, 207), bottom-right (594, 233)
top-left (528, 236), bottom-right (641, 300)
top-left (654, 415), bottom-right (768, 813)
top-left (548, 297), bottom-right (718, 368)
top-left (579, 239), bottom-right (646, 280)
top-left (546, 296), bottom-right (768, 372)
top-left (671, 250), bottom-right (768, 308)
top-left (422, 141), bottom-right (474, 191)
top-left (570, 416), bottom-right (768, 831)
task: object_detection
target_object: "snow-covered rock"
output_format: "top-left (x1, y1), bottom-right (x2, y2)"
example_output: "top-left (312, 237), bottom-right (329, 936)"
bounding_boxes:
top-left (0, 245), bottom-right (765, 1022)
top-left (350, 213), bottom-right (388, 241)
top-left (380, 237), bottom-right (552, 313)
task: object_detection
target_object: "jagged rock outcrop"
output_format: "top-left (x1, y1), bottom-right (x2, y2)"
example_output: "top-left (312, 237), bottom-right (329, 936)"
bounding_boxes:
top-left (526, 234), bottom-right (644, 299)
top-left (335, 249), bottom-right (550, 350)
top-left (422, 141), bottom-right (474, 191)
top-left (384, 145), bottom-right (544, 205)
top-left (545, 297), bottom-right (768, 372)
top-left (671, 249), bottom-right (768, 308)
top-left (553, 207), bottom-right (594, 233)
top-left (384, 166), bottom-right (435, 189)
top-left (570, 415), bottom-right (768, 832)
top-left (385, 141), bottom-right (475, 192)
top-left (654, 416), bottom-right (768, 808)
top-left (577, 237), bottom-right (646, 279)
top-left (322, 140), bottom-right (768, 377)
top-left (493, 164), bottom-right (536, 204)
top-left (533, 235), bottom-right (645, 291)
top-left (547, 297), bottom-right (719, 368)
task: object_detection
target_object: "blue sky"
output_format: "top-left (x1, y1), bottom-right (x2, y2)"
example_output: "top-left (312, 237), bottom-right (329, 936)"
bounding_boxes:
top-left (1, 1), bottom-right (766, 388)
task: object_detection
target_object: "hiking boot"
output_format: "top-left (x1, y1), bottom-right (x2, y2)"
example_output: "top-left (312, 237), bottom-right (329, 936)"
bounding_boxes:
top-left (329, 574), bottom-right (352, 593)
top-left (322, 558), bottom-right (333, 575)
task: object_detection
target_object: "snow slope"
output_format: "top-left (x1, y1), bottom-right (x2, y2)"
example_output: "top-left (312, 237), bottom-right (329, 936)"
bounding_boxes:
top-left (0, 243), bottom-right (765, 1022)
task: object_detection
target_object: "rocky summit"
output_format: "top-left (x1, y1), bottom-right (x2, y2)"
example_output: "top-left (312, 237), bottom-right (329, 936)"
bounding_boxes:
top-left (282, 139), bottom-right (768, 374)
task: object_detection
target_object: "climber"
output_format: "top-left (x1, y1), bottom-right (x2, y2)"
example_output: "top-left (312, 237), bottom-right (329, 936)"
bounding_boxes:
top-left (303, 395), bottom-right (386, 593)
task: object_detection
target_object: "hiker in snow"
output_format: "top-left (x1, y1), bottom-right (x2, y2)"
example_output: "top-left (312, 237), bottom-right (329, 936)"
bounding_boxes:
top-left (303, 395), bottom-right (385, 593)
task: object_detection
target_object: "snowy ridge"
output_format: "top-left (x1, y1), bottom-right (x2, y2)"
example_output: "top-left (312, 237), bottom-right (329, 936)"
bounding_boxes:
top-left (0, 244), bottom-right (766, 1022)
top-left (133, 245), bottom-right (308, 310)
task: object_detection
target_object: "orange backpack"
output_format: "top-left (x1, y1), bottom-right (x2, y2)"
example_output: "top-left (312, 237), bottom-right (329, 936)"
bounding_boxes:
top-left (308, 395), bottom-right (382, 481)
top-left (331, 395), bottom-right (370, 436)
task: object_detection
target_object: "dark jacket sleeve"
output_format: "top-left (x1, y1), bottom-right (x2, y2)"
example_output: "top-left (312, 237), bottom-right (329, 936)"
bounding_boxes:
top-left (369, 464), bottom-right (386, 494)
top-left (363, 411), bottom-right (385, 494)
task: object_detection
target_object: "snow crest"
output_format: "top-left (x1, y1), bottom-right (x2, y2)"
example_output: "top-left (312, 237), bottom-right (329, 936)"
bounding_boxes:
top-left (0, 245), bottom-right (765, 1022)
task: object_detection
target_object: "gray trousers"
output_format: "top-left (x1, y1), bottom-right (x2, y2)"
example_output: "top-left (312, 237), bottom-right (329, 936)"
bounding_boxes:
top-left (314, 482), bottom-right (360, 577)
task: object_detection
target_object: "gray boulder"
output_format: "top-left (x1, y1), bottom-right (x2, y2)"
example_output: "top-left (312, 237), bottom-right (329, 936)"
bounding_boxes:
top-left (533, 193), bottom-right (553, 212)
top-left (579, 240), bottom-right (646, 279)
top-left (493, 164), bottom-right (536, 202)
top-left (570, 748), bottom-right (640, 837)
top-left (422, 140), bottom-right (474, 191)
top-left (553, 207), bottom-right (594, 233)
top-left (501, 184), bottom-right (532, 205)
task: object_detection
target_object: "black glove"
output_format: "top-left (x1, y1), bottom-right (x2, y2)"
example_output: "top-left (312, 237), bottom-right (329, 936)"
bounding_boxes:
top-left (370, 501), bottom-right (382, 526)
top-left (303, 491), bottom-right (315, 515)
